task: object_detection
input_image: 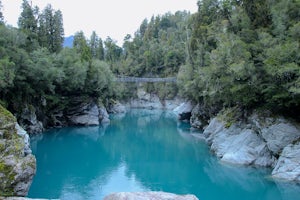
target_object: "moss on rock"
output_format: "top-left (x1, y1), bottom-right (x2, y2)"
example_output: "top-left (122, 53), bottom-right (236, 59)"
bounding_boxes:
top-left (0, 105), bottom-right (36, 197)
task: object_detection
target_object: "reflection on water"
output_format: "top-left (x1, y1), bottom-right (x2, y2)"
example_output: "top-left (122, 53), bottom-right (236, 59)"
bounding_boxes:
top-left (29, 109), bottom-right (300, 200)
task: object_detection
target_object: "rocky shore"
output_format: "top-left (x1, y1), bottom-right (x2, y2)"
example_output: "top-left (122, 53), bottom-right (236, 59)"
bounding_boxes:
top-left (176, 102), bottom-right (300, 182)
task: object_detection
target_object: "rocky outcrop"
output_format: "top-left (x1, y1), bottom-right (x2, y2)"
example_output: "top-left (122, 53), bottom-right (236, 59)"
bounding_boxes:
top-left (66, 99), bottom-right (112, 126)
top-left (272, 142), bottom-right (300, 181)
top-left (0, 105), bottom-right (36, 197)
top-left (255, 116), bottom-right (300, 155)
top-left (201, 111), bottom-right (300, 182)
top-left (108, 100), bottom-right (126, 114)
top-left (67, 100), bottom-right (100, 126)
top-left (104, 192), bottom-right (199, 200)
top-left (18, 105), bottom-right (43, 134)
top-left (173, 101), bottom-right (193, 121)
top-left (98, 104), bottom-right (110, 124)
top-left (127, 88), bottom-right (164, 109)
top-left (203, 118), bottom-right (275, 167)
top-left (189, 104), bottom-right (210, 129)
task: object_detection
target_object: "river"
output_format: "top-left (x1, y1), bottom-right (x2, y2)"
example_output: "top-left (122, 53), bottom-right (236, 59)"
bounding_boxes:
top-left (28, 109), bottom-right (300, 200)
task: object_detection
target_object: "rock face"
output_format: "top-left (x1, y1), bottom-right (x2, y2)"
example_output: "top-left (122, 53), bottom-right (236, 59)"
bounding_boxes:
top-left (190, 104), bottom-right (209, 129)
top-left (104, 192), bottom-right (199, 200)
top-left (18, 105), bottom-right (44, 134)
top-left (0, 105), bottom-right (36, 197)
top-left (128, 88), bottom-right (164, 109)
top-left (173, 101), bottom-right (193, 121)
top-left (203, 118), bottom-right (275, 167)
top-left (108, 100), bottom-right (127, 114)
top-left (98, 104), bottom-right (110, 123)
top-left (272, 142), bottom-right (300, 182)
top-left (201, 112), bottom-right (300, 182)
top-left (67, 101), bottom-right (100, 126)
top-left (260, 119), bottom-right (300, 155)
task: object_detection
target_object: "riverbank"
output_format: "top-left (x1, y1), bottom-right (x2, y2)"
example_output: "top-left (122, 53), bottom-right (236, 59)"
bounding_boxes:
top-left (175, 102), bottom-right (300, 182)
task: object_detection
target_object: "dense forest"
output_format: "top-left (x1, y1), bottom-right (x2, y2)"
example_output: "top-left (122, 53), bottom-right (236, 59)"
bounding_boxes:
top-left (0, 0), bottom-right (300, 122)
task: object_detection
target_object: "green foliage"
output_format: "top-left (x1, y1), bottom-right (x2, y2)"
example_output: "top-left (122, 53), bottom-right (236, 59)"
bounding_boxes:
top-left (54, 48), bottom-right (88, 94)
top-left (0, 57), bottom-right (15, 90)
top-left (73, 31), bottom-right (91, 62)
top-left (176, 0), bottom-right (300, 118)
top-left (18, 0), bottom-right (39, 51)
top-left (85, 59), bottom-right (116, 99)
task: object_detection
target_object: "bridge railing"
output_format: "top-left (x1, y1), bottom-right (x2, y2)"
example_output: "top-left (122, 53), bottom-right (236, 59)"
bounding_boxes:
top-left (115, 76), bottom-right (177, 83)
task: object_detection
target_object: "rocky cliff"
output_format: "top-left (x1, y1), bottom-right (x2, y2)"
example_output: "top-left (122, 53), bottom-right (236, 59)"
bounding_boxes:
top-left (18, 98), bottom-right (113, 134)
top-left (180, 104), bottom-right (300, 182)
top-left (0, 105), bottom-right (36, 197)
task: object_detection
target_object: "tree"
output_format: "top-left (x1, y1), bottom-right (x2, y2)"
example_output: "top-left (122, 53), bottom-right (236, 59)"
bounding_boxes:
top-left (104, 37), bottom-right (122, 67)
top-left (38, 4), bottom-right (64, 53)
top-left (18, 0), bottom-right (39, 51)
top-left (54, 48), bottom-right (88, 94)
top-left (0, 57), bottom-right (15, 90)
top-left (85, 60), bottom-right (115, 98)
top-left (90, 31), bottom-right (99, 59)
top-left (52, 10), bottom-right (64, 52)
top-left (89, 31), bottom-right (104, 60)
top-left (73, 31), bottom-right (91, 62)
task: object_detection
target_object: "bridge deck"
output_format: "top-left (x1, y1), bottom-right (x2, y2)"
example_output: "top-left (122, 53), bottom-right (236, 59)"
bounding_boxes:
top-left (116, 76), bottom-right (177, 83)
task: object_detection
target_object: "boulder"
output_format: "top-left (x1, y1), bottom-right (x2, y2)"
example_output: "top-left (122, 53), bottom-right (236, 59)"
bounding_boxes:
top-left (98, 104), bottom-right (110, 124)
top-left (0, 105), bottom-right (36, 197)
top-left (203, 117), bottom-right (275, 167)
top-left (104, 192), bottom-right (199, 200)
top-left (18, 105), bottom-right (43, 134)
top-left (260, 119), bottom-right (300, 155)
top-left (220, 129), bottom-right (275, 167)
top-left (272, 142), bottom-right (300, 182)
top-left (67, 101), bottom-right (99, 126)
top-left (190, 104), bottom-right (209, 129)
top-left (173, 101), bottom-right (193, 121)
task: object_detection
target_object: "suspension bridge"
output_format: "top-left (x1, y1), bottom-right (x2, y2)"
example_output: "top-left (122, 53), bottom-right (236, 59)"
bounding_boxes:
top-left (115, 76), bottom-right (177, 83)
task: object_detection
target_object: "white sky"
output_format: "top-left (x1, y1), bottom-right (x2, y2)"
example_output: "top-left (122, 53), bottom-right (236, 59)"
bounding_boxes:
top-left (2, 0), bottom-right (198, 45)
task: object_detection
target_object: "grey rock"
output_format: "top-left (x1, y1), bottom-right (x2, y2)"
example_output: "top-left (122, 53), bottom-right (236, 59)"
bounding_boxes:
top-left (163, 98), bottom-right (183, 110)
top-left (129, 90), bottom-right (164, 109)
top-left (272, 142), bottom-right (300, 181)
top-left (68, 103), bottom-right (99, 126)
top-left (190, 104), bottom-right (208, 129)
top-left (260, 120), bottom-right (300, 155)
top-left (203, 117), bottom-right (275, 167)
top-left (220, 129), bottom-right (275, 167)
top-left (18, 105), bottom-right (43, 134)
top-left (203, 118), bottom-right (225, 145)
top-left (0, 106), bottom-right (36, 197)
top-left (15, 123), bottom-right (31, 155)
top-left (98, 105), bottom-right (110, 124)
top-left (104, 192), bottom-right (199, 200)
top-left (108, 101), bottom-right (127, 113)
top-left (173, 101), bottom-right (193, 121)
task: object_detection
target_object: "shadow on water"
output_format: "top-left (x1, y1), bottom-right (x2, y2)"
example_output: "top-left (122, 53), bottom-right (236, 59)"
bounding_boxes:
top-left (29, 109), bottom-right (300, 200)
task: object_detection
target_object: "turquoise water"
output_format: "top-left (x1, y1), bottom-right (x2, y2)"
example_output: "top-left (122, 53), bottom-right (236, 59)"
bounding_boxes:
top-left (28, 109), bottom-right (300, 200)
